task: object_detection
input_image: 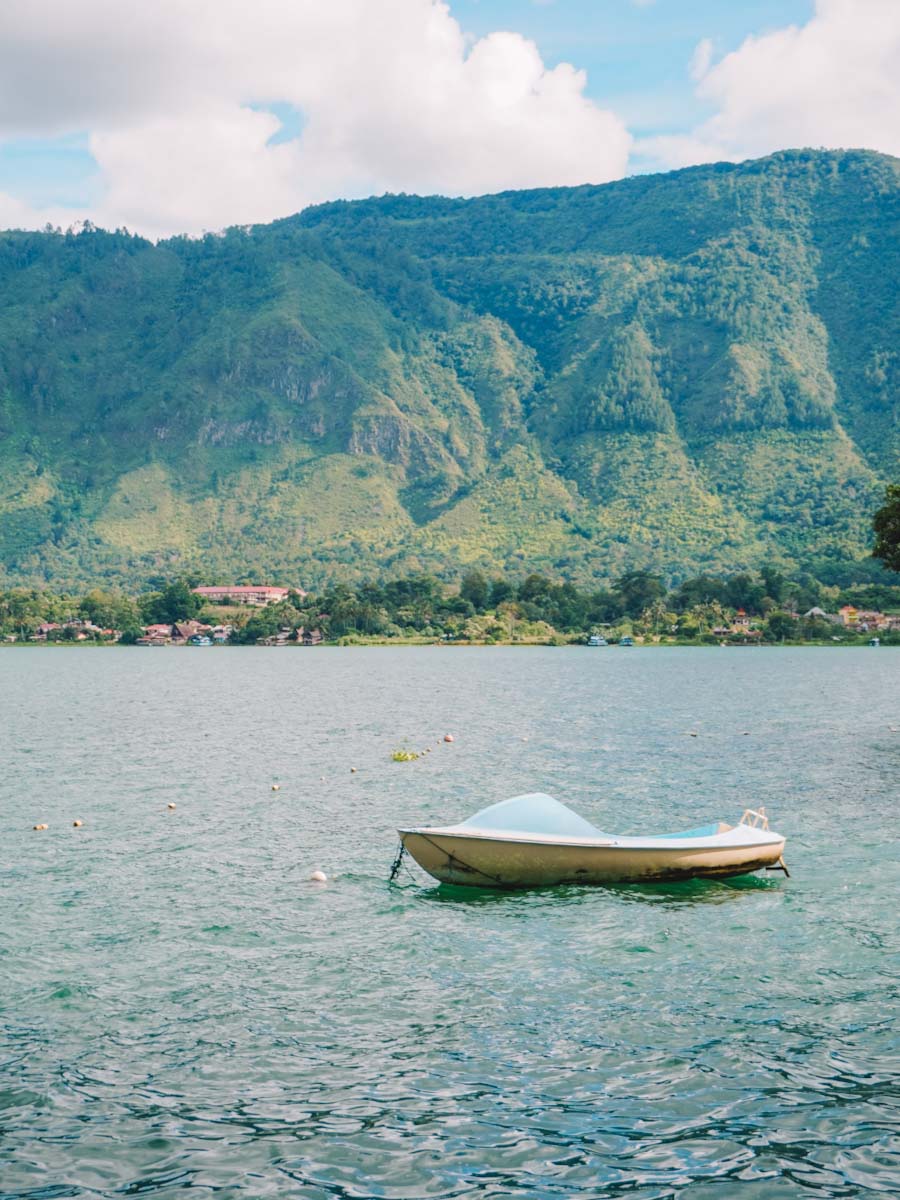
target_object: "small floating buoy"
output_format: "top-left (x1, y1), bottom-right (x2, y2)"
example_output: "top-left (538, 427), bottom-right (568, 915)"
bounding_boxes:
top-left (444, 734), bottom-right (454, 743)
top-left (167, 802), bottom-right (177, 810)
top-left (73, 820), bottom-right (83, 827)
top-left (350, 767), bottom-right (357, 773)
top-left (33, 823), bottom-right (48, 831)
top-left (271, 783), bottom-right (280, 791)
top-left (310, 870), bottom-right (328, 883)
top-left (320, 776), bottom-right (325, 781)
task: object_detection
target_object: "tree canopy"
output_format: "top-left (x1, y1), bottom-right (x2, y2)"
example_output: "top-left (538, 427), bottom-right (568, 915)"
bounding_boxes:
top-left (873, 484), bottom-right (900, 573)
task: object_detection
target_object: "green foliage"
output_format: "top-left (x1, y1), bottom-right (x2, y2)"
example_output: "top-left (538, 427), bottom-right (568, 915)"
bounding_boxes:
top-left (139, 579), bottom-right (202, 625)
top-left (79, 588), bottom-right (140, 629)
top-left (4, 565), bottom-right (900, 645)
top-left (872, 484), bottom-right (900, 573)
top-left (765, 612), bottom-right (796, 642)
top-left (0, 150), bottom-right (897, 590)
top-left (614, 571), bottom-right (666, 619)
top-left (460, 570), bottom-right (490, 609)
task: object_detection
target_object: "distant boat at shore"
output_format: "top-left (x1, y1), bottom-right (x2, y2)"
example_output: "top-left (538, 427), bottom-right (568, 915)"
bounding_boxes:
top-left (587, 634), bottom-right (607, 646)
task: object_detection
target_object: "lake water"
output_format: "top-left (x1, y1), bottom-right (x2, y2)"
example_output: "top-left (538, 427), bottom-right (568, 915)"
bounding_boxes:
top-left (2, 647), bottom-right (899, 1199)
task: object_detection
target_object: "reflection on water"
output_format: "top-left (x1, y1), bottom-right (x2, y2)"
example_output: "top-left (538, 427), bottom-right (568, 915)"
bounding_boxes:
top-left (2, 646), bottom-right (899, 1198)
top-left (410, 873), bottom-right (782, 908)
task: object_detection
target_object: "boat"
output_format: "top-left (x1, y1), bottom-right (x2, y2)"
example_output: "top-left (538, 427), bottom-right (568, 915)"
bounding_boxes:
top-left (587, 634), bottom-right (608, 646)
top-left (398, 793), bottom-right (788, 888)
top-left (188, 635), bottom-right (213, 646)
top-left (618, 635), bottom-right (634, 646)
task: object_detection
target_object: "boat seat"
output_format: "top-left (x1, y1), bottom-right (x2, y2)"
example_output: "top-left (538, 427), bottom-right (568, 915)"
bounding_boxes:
top-left (652, 821), bottom-right (733, 839)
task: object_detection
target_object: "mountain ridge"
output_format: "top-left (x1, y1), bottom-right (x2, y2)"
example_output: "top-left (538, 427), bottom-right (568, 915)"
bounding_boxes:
top-left (0, 148), bottom-right (897, 589)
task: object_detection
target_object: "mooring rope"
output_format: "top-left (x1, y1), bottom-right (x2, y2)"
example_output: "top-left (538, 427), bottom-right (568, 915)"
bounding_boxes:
top-left (387, 841), bottom-right (407, 883)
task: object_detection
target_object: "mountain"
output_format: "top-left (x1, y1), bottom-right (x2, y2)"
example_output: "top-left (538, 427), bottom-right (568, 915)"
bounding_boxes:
top-left (0, 148), bottom-right (897, 590)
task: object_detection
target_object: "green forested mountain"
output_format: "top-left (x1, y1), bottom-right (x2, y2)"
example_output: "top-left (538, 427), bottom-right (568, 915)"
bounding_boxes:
top-left (0, 148), bottom-right (897, 589)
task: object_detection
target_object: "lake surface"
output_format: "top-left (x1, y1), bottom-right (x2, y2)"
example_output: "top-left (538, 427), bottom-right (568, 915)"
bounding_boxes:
top-left (2, 647), bottom-right (899, 1199)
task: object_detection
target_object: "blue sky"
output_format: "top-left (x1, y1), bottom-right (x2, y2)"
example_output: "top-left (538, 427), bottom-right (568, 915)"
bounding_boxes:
top-left (453, 0), bottom-right (814, 139)
top-left (0, 0), bottom-right (892, 237)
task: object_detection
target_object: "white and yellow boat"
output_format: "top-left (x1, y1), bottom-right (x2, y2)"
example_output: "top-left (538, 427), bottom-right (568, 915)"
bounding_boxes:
top-left (399, 793), bottom-right (788, 889)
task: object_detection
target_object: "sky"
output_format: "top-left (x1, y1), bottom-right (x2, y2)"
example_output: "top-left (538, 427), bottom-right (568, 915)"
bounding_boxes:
top-left (0, 0), bottom-right (897, 239)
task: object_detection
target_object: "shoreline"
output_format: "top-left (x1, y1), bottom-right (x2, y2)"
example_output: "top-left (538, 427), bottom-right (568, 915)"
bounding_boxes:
top-left (2, 639), bottom-right (895, 650)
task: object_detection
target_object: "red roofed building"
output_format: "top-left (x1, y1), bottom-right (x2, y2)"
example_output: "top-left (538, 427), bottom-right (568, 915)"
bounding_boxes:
top-left (192, 585), bottom-right (303, 607)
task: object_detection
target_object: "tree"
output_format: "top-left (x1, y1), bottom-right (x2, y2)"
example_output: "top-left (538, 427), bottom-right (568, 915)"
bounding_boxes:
top-left (640, 598), bottom-right (677, 635)
top-left (518, 574), bottom-right (552, 603)
top-left (761, 564), bottom-right (787, 604)
top-left (460, 570), bottom-right (490, 610)
top-left (672, 574), bottom-right (729, 612)
top-left (873, 484), bottom-right (900, 572)
top-left (765, 612), bottom-right (795, 642)
top-left (230, 611), bottom-right (280, 644)
top-left (614, 570), bottom-right (665, 619)
top-left (80, 588), bottom-right (139, 630)
top-left (490, 578), bottom-right (514, 606)
top-left (140, 579), bottom-right (202, 624)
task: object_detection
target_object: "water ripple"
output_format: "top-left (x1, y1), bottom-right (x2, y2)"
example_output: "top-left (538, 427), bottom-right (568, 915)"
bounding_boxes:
top-left (2, 647), bottom-right (899, 1197)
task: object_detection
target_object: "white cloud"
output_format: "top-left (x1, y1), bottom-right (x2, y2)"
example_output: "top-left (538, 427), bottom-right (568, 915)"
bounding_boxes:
top-left (689, 38), bottom-right (713, 83)
top-left (0, 0), bottom-right (630, 237)
top-left (641, 0), bottom-right (900, 170)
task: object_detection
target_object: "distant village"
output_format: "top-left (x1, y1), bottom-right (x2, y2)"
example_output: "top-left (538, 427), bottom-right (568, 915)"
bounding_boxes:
top-left (709, 605), bottom-right (900, 640)
top-left (26, 585), bottom-right (322, 646)
top-left (14, 581), bottom-right (900, 646)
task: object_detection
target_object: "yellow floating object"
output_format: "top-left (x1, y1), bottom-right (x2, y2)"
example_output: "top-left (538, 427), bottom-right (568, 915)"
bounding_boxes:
top-left (33, 823), bottom-right (48, 831)
top-left (391, 749), bottom-right (419, 762)
top-left (73, 820), bottom-right (83, 827)
top-left (271, 784), bottom-right (281, 791)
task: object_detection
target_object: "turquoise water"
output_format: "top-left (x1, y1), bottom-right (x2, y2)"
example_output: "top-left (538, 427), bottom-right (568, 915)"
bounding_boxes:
top-left (2, 647), bottom-right (899, 1198)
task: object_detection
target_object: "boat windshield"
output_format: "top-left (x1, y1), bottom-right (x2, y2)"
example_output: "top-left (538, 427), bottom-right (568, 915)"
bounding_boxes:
top-left (455, 793), bottom-right (609, 839)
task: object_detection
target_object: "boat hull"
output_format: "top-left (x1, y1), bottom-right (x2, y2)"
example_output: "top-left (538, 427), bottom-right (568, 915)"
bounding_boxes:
top-left (401, 830), bottom-right (786, 888)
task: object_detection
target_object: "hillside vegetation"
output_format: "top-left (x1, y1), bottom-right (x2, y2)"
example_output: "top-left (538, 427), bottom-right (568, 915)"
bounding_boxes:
top-left (0, 148), bottom-right (897, 589)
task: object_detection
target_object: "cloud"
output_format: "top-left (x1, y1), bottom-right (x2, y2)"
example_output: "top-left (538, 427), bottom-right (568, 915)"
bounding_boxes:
top-left (0, 0), bottom-right (630, 237)
top-left (689, 38), bottom-right (713, 83)
top-left (641, 0), bottom-right (900, 170)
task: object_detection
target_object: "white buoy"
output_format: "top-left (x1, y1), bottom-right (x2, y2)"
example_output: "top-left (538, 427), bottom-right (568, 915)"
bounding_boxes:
top-left (33, 823), bottom-right (48, 831)
top-left (271, 784), bottom-right (280, 791)
top-left (73, 820), bottom-right (83, 827)
top-left (310, 869), bottom-right (328, 883)
top-left (167, 802), bottom-right (177, 810)
top-left (350, 767), bottom-right (357, 773)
